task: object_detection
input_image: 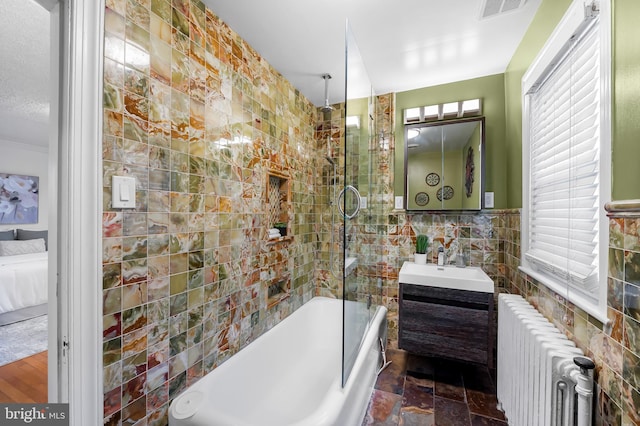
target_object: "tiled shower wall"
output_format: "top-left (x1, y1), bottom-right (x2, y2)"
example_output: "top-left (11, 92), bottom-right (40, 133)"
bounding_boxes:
top-left (101, 0), bottom-right (318, 424)
top-left (315, 104), bottom-right (345, 298)
top-left (98, 1), bottom-right (640, 424)
top-left (315, 94), bottom-right (398, 305)
top-left (352, 94), bottom-right (396, 308)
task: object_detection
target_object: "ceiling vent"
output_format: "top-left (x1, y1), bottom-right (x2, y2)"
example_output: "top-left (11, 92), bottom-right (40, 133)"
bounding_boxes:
top-left (480, 0), bottom-right (528, 19)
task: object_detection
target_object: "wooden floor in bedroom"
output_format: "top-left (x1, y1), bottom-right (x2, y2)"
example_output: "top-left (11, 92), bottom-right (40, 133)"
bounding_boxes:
top-left (0, 351), bottom-right (47, 403)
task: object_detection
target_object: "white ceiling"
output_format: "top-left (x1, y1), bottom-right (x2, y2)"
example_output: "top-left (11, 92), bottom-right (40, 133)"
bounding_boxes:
top-left (0, 0), bottom-right (50, 147)
top-left (204, 0), bottom-right (542, 106)
top-left (0, 0), bottom-right (542, 148)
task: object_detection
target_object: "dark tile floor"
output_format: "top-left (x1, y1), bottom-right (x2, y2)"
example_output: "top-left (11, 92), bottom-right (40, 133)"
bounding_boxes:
top-left (362, 349), bottom-right (508, 426)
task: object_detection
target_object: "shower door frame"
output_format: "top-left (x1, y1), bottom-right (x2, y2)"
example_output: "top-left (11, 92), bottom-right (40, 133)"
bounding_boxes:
top-left (341, 20), bottom-right (377, 388)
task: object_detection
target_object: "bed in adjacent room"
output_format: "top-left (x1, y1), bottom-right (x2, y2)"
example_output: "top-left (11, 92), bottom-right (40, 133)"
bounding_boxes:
top-left (0, 229), bottom-right (48, 325)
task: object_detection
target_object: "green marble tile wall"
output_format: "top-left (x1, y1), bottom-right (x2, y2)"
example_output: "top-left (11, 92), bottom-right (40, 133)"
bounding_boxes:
top-left (504, 209), bottom-right (640, 425)
top-left (352, 96), bottom-right (393, 308)
top-left (101, 0), bottom-right (318, 424)
top-left (379, 203), bottom-right (639, 424)
top-left (98, 1), bottom-right (640, 424)
top-left (314, 94), bottom-right (396, 307)
top-left (386, 211), bottom-right (510, 345)
top-left (314, 104), bottom-right (346, 299)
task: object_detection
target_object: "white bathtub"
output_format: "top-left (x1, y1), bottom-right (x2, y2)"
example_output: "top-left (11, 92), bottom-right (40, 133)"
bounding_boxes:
top-left (169, 297), bottom-right (388, 426)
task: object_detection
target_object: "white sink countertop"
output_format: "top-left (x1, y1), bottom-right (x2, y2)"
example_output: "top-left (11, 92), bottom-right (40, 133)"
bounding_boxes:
top-left (399, 261), bottom-right (494, 293)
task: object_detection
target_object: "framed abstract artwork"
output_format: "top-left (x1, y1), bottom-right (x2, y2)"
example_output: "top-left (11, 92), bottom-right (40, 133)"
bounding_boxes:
top-left (0, 173), bottom-right (39, 224)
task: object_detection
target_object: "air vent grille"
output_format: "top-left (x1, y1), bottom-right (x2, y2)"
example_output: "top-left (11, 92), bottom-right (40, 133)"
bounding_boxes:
top-left (481, 0), bottom-right (528, 18)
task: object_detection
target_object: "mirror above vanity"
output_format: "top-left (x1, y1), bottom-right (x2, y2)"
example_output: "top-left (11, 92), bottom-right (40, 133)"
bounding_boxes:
top-left (403, 103), bottom-right (484, 211)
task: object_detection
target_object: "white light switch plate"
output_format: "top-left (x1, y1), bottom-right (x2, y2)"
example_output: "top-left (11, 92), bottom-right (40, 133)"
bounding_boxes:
top-left (112, 176), bottom-right (136, 209)
top-left (360, 196), bottom-right (367, 209)
top-left (394, 196), bottom-right (404, 209)
top-left (485, 192), bottom-right (494, 208)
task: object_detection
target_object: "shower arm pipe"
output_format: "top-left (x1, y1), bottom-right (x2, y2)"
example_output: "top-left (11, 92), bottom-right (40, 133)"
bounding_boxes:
top-left (322, 73), bottom-right (332, 111)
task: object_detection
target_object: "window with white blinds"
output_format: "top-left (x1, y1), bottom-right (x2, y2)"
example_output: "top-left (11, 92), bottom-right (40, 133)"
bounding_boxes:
top-left (527, 20), bottom-right (600, 293)
top-left (521, 0), bottom-right (610, 319)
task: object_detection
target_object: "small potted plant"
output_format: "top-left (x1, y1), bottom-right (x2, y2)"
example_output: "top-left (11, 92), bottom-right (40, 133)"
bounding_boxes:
top-left (414, 234), bottom-right (428, 265)
top-left (273, 222), bottom-right (287, 237)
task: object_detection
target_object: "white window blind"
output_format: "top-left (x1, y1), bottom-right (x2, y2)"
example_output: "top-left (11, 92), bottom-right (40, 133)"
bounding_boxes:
top-left (526, 15), bottom-right (601, 296)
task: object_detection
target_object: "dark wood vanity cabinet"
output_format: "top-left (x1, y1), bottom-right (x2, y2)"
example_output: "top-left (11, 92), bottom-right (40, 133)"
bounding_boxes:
top-left (399, 283), bottom-right (493, 367)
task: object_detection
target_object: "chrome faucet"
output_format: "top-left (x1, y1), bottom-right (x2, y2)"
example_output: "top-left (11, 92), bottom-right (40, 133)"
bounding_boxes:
top-left (456, 248), bottom-right (467, 268)
top-left (437, 247), bottom-right (445, 269)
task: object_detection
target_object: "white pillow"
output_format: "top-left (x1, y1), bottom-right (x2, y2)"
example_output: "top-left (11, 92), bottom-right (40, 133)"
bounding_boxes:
top-left (0, 238), bottom-right (46, 256)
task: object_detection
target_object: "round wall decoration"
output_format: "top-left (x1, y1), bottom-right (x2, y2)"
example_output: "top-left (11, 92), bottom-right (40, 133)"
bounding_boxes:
top-left (415, 192), bottom-right (429, 206)
top-left (425, 172), bottom-right (440, 186)
top-left (437, 185), bottom-right (454, 201)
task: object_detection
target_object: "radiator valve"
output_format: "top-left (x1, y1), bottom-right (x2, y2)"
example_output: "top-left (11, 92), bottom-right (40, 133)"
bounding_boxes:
top-left (573, 356), bottom-right (595, 426)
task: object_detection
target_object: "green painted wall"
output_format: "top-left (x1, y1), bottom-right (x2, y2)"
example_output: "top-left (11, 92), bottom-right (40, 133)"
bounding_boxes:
top-left (394, 74), bottom-right (507, 208)
top-left (407, 151), bottom-right (463, 210)
top-left (405, 128), bottom-right (481, 210)
top-left (503, 0), bottom-right (572, 207)
top-left (505, 0), bottom-right (640, 205)
top-left (612, 0), bottom-right (640, 200)
top-left (397, 0), bottom-right (640, 208)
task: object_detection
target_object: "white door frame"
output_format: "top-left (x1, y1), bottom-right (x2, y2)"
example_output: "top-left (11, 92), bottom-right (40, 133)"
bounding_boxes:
top-left (55, 0), bottom-right (104, 423)
top-left (45, 0), bottom-right (61, 403)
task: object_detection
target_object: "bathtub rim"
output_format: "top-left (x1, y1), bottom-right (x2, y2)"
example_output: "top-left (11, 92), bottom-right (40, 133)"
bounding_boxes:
top-left (168, 296), bottom-right (388, 426)
top-left (335, 301), bottom-right (388, 425)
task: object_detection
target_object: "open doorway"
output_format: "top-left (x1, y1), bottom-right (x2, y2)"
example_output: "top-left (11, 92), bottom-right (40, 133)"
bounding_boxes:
top-left (0, 0), bottom-right (56, 403)
top-left (0, 0), bottom-right (104, 422)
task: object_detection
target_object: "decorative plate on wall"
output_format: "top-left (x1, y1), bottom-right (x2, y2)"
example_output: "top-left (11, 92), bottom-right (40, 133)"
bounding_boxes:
top-left (437, 185), bottom-right (454, 201)
top-left (425, 172), bottom-right (440, 186)
top-left (415, 192), bottom-right (429, 206)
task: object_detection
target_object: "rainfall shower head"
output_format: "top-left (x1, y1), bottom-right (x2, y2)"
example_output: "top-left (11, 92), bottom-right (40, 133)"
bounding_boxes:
top-left (321, 74), bottom-right (334, 113)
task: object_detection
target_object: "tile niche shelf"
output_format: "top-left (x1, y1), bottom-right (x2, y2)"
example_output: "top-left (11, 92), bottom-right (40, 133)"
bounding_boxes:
top-left (266, 169), bottom-right (292, 243)
top-left (266, 277), bottom-right (290, 310)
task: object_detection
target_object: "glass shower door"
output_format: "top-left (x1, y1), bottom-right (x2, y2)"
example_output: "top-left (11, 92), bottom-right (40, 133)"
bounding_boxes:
top-left (342, 21), bottom-right (375, 387)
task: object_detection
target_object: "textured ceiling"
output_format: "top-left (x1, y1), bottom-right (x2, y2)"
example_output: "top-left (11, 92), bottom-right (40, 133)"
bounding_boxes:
top-left (0, 0), bottom-right (50, 146)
